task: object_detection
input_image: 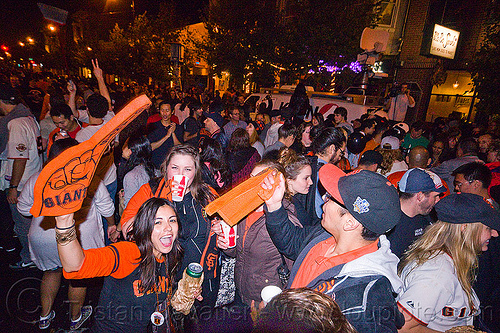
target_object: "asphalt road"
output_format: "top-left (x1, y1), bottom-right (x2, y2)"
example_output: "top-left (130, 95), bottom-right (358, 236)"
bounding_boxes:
top-left (0, 240), bottom-right (101, 333)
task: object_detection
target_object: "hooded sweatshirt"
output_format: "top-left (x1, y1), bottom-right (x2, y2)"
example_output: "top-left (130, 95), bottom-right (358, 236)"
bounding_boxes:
top-left (288, 232), bottom-right (404, 332)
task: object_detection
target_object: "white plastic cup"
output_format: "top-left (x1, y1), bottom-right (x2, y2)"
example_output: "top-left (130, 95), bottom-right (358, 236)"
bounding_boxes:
top-left (171, 175), bottom-right (189, 202)
top-left (220, 221), bottom-right (237, 248)
top-left (261, 285), bottom-right (282, 304)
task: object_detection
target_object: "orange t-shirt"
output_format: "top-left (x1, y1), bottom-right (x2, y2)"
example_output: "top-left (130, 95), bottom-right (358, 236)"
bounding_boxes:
top-left (121, 178), bottom-right (218, 227)
top-left (290, 237), bottom-right (379, 289)
top-left (360, 139), bottom-right (380, 157)
top-left (387, 171), bottom-right (406, 189)
top-left (63, 241), bottom-right (145, 279)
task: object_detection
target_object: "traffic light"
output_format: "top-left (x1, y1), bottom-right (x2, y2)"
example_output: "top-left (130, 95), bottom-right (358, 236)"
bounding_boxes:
top-left (1, 45), bottom-right (9, 52)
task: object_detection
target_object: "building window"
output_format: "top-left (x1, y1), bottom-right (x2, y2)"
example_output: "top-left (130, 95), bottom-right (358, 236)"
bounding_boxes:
top-left (378, 0), bottom-right (397, 27)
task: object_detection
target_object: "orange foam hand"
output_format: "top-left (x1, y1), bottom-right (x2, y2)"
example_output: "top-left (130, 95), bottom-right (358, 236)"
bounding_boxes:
top-left (30, 95), bottom-right (151, 217)
top-left (204, 168), bottom-right (280, 226)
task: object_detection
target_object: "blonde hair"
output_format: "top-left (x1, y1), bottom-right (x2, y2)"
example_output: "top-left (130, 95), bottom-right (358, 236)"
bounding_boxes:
top-left (399, 221), bottom-right (484, 309)
top-left (378, 148), bottom-right (403, 175)
top-left (277, 148), bottom-right (310, 197)
top-left (256, 113), bottom-right (270, 124)
top-left (248, 124), bottom-right (261, 145)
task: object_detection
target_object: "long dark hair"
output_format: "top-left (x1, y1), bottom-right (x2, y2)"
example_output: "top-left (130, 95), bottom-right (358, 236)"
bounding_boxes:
top-left (129, 198), bottom-right (183, 293)
top-left (199, 137), bottom-right (231, 192)
top-left (119, 135), bottom-right (156, 181)
top-left (161, 144), bottom-right (217, 206)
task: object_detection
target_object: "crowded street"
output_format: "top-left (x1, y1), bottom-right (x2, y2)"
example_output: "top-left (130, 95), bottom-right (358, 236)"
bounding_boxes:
top-left (1, 0), bottom-right (499, 332)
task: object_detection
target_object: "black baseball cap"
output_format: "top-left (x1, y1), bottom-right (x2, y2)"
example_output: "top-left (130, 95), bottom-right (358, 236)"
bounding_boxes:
top-left (0, 84), bottom-right (19, 104)
top-left (205, 112), bottom-right (224, 128)
top-left (359, 150), bottom-right (383, 167)
top-left (269, 109), bottom-right (281, 118)
top-left (435, 193), bottom-right (500, 230)
top-left (319, 165), bottom-right (401, 234)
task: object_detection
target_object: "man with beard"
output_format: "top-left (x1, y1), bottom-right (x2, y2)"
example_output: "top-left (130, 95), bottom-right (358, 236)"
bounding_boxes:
top-left (302, 127), bottom-right (347, 224)
top-left (386, 168), bottom-right (446, 258)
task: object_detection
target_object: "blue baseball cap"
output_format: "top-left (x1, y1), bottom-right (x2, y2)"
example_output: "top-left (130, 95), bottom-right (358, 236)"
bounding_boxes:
top-left (399, 168), bottom-right (446, 193)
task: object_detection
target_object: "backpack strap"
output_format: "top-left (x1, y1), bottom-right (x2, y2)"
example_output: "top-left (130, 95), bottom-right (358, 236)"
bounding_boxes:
top-left (149, 176), bottom-right (164, 197)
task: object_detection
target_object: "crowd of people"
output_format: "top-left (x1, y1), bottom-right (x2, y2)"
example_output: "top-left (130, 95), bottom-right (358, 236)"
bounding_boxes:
top-left (1, 63), bottom-right (500, 333)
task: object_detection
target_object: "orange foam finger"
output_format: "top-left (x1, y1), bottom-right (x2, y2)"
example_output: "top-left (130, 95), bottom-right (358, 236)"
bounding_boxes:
top-left (30, 95), bottom-right (151, 217)
top-left (204, 169), bottom-right (281, 226)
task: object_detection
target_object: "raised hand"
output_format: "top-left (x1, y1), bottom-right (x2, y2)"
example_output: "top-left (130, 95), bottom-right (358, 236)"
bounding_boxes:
top-left (260, 171), bottom-right (285, 212)
top-left (30, 95), bottom-right (152, 218)
top-left (92, 59), bottom-right (103, 80)
top-left (67, 80), bottom-right (77, 94)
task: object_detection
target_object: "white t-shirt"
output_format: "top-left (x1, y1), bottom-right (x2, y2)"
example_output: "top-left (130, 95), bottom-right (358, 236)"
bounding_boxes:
top-left (75, 111), bottom-right (117, 186)
top-left (77, 109), bottom-right (114, 125)
top-left (398, 254), bottom-right (480, 331)
top-left (388, 94), bottom-right (415, 122)
top-left (385, 160), bottom-right (409, 177)
top-left (18, 171), bottom-right (114, 271)
top-left (0, 117), bottom-right (43, 191)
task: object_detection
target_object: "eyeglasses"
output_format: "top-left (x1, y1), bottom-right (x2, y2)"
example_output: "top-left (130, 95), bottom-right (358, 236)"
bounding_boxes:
top-left (454, 179), bottom-right (473, 190)
top-left (322, 192), bottom-right (333, 202)
top-left (321, 192), bottom-right (347, 208)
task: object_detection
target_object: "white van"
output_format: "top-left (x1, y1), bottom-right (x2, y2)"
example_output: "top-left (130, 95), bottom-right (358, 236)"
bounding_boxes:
top-left (245, 86), bottom-right (385, 122)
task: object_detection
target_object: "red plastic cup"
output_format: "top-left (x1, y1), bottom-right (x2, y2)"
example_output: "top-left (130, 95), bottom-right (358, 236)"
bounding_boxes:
top-left (221, 221), bottom-right (237, 248)
top-left (171, 175), bottom-right (189, 202)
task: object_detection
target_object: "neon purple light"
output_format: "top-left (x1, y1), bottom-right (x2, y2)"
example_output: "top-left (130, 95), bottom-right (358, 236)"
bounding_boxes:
top-left (349, 61), bottom-right (362, 73)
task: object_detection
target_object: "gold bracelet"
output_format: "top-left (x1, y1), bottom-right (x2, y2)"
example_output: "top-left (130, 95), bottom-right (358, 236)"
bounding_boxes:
top-left (55, 224), bottom-right (77, 246)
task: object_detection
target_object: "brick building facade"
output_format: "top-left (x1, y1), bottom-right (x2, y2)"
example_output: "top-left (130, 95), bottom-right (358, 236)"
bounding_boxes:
top-left (394, 0), bottom-right (490, 121)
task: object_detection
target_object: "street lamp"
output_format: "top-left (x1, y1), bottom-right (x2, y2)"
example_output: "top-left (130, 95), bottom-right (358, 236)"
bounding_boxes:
top-left (27, 37), bottom-right (34, 44)
top-left (48, 24), bottom-right (56, 32)
top-left (19, 42), bottom-right (25, 47)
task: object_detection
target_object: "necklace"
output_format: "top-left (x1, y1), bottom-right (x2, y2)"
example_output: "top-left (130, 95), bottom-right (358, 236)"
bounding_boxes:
top-left (151, 256), bottom-right (172, 330)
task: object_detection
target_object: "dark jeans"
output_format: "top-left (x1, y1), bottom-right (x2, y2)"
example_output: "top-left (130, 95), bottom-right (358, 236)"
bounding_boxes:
top-left (0, 190), bottom-right (16, 243)
top-left (5, 190), bottom-right (31, 262)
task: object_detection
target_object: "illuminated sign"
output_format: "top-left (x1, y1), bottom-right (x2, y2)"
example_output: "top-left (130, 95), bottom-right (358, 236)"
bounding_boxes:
top-left (430, 24), bottom-right (460, 59)
top-left (373, 61), bottom-right (384, 73)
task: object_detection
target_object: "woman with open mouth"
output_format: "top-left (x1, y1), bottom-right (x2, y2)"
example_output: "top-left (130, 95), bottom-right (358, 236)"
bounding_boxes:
top-left (120, 144), bottom-right (221, 329)
top-left (54, 197), bottom-right (184, 332)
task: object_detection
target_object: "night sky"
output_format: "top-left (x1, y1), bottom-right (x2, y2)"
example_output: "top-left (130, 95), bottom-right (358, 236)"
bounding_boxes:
top-left (0, 0), bottom-right (207, 47)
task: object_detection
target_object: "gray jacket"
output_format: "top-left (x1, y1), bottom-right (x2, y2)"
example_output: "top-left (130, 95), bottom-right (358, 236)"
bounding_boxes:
top-left (430, 155), bottom-right (482, 192)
